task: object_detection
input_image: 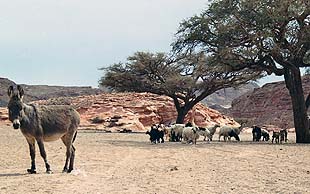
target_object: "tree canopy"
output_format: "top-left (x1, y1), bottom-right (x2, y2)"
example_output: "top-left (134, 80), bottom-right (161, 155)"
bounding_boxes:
top-left (173, 0), bottom-right (310, 142)
top-left (174, 0), bottom-right (309, 73)
top-left (100, 51), bottom-right (261, 123)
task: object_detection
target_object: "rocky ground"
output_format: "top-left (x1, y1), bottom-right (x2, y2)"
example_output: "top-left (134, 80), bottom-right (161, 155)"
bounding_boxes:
top-left (0, 124), bottom-right (309, 194)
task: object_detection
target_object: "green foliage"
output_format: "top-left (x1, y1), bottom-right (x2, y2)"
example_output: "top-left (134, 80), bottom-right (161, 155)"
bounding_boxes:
top-left (173, 0), bottom-right (310, 74)
top-left (91, 116), bottom-right (105, 124)
top-left (99, 51), bottom-right (261, 107)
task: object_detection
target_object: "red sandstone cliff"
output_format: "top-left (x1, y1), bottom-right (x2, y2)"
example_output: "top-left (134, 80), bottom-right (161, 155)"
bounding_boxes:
top-left (230, 75), bottom-right (310, 129)
top-left (0, 108), bottom-right (8, 124)
top-left (31, 93), bottom-right (238, 132)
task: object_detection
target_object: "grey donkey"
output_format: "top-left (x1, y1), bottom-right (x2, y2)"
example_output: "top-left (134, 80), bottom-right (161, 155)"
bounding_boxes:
top-left (7, 85), bottom-right (80, 174)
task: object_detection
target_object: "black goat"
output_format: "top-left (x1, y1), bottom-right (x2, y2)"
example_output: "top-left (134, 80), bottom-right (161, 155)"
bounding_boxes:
top-left (146, 125), bottom-right (164, 144)
top-left (252, 126), bottom-right (262, 142)
top-left (280, 129), bottom-right (288, 143)
top-left (228, 130), bottom-right (240, 141)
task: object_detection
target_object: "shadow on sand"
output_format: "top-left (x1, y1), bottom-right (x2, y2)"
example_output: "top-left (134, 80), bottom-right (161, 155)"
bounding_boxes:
top-left (0, 173), bottom-right (26, 177)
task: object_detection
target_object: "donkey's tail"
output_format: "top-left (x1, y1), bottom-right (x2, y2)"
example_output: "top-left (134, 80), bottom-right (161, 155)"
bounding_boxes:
top-left (72, 131), bottom-right (78, 143)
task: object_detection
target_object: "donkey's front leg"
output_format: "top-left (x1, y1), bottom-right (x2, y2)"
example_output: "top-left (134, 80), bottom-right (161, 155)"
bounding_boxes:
top-left (36, 140), bottom-right (52, 174)
top-left (26, 138), bottom-right (36, 174)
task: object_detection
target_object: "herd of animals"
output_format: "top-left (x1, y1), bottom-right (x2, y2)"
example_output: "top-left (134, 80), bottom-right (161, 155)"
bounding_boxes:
top-left (146, 122), bottom-right (289, 145)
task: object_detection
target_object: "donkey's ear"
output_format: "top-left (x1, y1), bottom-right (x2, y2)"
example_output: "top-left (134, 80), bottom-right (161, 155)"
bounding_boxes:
top-left (7, 85), bottom-right (14, 97)
top-left (17, 85), bottom-right (24, 98)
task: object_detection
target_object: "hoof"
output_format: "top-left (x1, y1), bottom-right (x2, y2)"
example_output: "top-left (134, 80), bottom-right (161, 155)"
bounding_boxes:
top-left (62, 168), bottom-right (68, 173)
top-left (46, 170), bottom-right (53, 174)
top-left (63, 168), bottom-right (73, 173)
top-left (27, 169), bottom-right (37, 174)
top-left (67, 168), bottom-right (73, 173)
top-left (62, 168), bottom-right (73, 173)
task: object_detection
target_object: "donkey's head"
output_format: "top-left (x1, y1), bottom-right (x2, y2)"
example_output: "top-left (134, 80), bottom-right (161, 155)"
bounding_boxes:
top-left (7, 85), bottom-right (25, 129)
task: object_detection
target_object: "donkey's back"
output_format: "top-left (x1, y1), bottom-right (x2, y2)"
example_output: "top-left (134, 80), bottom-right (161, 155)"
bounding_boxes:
top-left (25, 104), bottom-right (80, 142)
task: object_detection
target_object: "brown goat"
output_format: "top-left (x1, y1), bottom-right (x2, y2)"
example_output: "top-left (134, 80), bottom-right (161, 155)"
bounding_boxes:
top-left (272, 129), bottom-right (288, 144)
top-left (272, 131), bottom-right (280, 144)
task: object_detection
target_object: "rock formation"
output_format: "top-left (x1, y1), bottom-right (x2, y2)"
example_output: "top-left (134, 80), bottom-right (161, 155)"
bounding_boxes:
top-left (229, 75), bottom-right (310, 130)
top-left (34, 93), bottom-right (239, 132)
top-left (0, 108), bottom-right (8, 124)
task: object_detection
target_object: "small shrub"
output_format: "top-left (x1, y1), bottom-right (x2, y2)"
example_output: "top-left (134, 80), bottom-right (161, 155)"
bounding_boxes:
top-left (91, 116), bottom-right (105, 124)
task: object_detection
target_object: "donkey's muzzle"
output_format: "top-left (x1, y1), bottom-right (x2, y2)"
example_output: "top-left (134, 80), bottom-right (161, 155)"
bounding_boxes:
top-left (13, 120), bottom-right (20, 129)
top-left (13, 123), bottom-right (20, 129)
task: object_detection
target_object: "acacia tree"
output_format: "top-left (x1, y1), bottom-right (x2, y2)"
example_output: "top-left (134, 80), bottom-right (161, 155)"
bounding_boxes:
top-left (99, 51), bottom-right (261, 124)
top-left (173, 0), bottom-right (310, 142)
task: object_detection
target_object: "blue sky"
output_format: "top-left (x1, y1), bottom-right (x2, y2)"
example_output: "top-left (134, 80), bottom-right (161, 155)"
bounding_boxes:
top-left (0, 0), bottom-right (283, 88)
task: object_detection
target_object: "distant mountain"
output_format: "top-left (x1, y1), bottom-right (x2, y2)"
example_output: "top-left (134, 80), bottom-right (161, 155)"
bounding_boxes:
top-left (0, 78), bottom-right (16, 107)
top-left (229, 75), bottom-right (310, 129)
top-left (202, 82), bottom-right (260, 109)
top-left (0, 77), bottom-right (104, 107)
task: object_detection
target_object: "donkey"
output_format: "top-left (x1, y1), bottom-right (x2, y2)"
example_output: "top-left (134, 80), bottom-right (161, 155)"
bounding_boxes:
top-left (7, 85), bottom-right (80, 174)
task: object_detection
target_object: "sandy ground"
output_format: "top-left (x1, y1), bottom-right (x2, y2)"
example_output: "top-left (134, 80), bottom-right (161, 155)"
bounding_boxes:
top-left (0, 124), bottom-right (310, 194)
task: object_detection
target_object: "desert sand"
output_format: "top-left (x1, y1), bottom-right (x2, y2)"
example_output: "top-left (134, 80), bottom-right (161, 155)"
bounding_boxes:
top-left (0, 124), bottom-right (310, 194)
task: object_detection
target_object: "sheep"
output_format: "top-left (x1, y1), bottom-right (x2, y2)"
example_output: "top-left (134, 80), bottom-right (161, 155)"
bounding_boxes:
top-left (228, 130), bottom-right (240, 141)
top-left (184, 122), bottom-right (219, 141)
top-left (197, 127), bottom-right (212, 141)
top-left (170, 124), bottom-right (185, 142)
top-left (261, 129), bottom-right (270, 141)
top-left (146, 124), bottom-right (164, 144)
top-left (182, 126), bottom-right (200, 144)
top-left (218, 125), bottom-right (242, 142)
top-left (196, 124), bottom-right (220, 142)
top-left (252, 125), bottom-right (262, 142)
top-left (207, 124), bottom-right (220, 141)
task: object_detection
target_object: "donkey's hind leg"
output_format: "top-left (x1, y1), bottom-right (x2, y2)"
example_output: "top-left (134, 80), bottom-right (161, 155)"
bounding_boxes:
top-left (68, 145), bottom-right (76, 172)
top-left (61, 132), bottom-right (76, 173)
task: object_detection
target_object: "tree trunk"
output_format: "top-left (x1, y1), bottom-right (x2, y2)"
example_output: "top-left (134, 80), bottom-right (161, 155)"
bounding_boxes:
top-left (284, 68), bottom-right (310, 143)
top-left (176, 107), bottom-right (189, 124)
top-left (171, 96), bottom-right (195, 124)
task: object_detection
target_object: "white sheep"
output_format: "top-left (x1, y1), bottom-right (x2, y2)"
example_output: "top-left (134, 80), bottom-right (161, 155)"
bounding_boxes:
top-left (218, 125), bottom-right (242, 142)
top-left (209, 124), bottom-right (220, 135)
top-left (182, 126), bottom-right (200, 144)
top-left (199, 124), bottom-right (220, 141)
top-left (197, 127), bottom-right (212, 141)
top-left (170, 124), bottom-right (185, 142)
